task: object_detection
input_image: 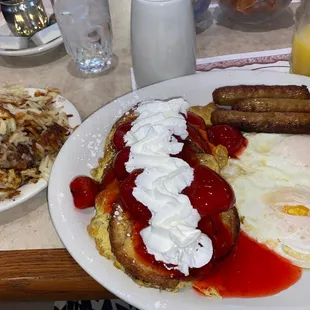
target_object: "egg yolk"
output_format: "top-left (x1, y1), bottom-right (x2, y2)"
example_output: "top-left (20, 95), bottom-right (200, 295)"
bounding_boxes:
top-left (282, 205), bottom-right (309, 216)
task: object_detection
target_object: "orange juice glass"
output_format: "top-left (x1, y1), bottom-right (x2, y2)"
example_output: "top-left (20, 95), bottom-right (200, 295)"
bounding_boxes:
top-left (291, 1), bottom-right (310, 76)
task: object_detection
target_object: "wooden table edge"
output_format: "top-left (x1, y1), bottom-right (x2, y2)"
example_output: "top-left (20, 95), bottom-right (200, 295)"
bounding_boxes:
top-left (0, 248), bottom-right (116, 301)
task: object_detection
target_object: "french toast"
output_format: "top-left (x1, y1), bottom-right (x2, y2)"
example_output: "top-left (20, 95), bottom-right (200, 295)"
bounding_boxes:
top-left (87, 101), bottom-right (241, 293)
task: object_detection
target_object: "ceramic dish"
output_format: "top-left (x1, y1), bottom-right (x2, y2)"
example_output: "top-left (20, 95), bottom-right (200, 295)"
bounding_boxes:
top-left (0, 9), bottom-right (63, 57)
top-left (49, 70), bottom-right (310, 310)
top-left (0, 88), bottom-right (81, 213)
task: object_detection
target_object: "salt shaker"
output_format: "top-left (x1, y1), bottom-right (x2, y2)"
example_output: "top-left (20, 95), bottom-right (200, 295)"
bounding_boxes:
top-left (0, 0), bottom-right (48, 37)
top-left (131, 0), bottom-right (196, 88)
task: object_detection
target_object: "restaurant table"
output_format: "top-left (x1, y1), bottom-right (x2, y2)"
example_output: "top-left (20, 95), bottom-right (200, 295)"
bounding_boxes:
top-left (0, 0), bottom-right (300, 302)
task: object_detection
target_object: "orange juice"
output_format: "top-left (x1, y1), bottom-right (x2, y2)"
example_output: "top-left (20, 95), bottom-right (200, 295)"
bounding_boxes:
top-left (291, 25), bottom-right (310, 76)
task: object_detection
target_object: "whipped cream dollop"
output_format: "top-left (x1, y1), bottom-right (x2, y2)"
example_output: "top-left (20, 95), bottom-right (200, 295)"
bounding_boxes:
top-left (124, 98), bottom-right (213, 276)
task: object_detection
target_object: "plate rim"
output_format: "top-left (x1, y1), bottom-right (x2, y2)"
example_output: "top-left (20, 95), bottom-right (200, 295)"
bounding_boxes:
top-left (48, 70), bottom-right (310, 310)
top-left (0, 87), bottom-right (81, 213)
top-left (0, 36), bottom-right (63, 57)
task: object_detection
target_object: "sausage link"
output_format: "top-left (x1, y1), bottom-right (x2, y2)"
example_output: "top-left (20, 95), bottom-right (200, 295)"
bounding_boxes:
top-left (211, 110), bottom-right (310, 134)
top-left (212, 85), bottom-right (310, 106)
top-left (233, 98), bottom-right (310, 113)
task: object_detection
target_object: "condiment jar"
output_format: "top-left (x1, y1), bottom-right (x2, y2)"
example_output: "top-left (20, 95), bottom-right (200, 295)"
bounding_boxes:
top-left (131, 0), bottom-right (196, 88)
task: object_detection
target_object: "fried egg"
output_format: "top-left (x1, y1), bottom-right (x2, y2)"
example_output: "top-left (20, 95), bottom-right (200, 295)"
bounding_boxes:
top-left (222, 133), bottom-right (310, 268)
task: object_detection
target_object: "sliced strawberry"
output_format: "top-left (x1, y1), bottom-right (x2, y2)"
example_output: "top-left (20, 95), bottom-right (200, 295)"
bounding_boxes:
top-left (113, 122), bottom-right (132, 151)
top-left (186, 111), bottom-right (207, 132)
top-left (175, 140), bottom-right (200, 167)
top-left (120, 169), bottom-right (152, 223)
top-left (187, 124), bottom-right (211, 154)
top-left (100, 166), bottom-right (117, 190)
top-left (197, 216), bottom-right (213, 236)
top-left (207, 125), bottom-right (245, 156)
top-left (113, 146), bottom-right (130, 180)
top-left (70, 176), bottom-right (100, 209)
top-left (182, 165), bottom-right (235, 217)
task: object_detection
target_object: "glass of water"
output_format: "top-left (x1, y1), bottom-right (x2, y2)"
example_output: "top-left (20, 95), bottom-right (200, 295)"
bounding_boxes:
top-left (51, 0), bottom-right (113, 73)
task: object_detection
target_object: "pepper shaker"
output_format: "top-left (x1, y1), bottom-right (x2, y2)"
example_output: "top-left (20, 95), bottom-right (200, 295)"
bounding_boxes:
top-left (131, 0), bottom-right (196, 89)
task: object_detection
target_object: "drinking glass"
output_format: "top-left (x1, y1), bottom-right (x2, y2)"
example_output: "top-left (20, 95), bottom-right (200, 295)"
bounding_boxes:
top-left (51, 0), bottom-right (113, 73)
top-left (290, 0), bottom-right (310, 76)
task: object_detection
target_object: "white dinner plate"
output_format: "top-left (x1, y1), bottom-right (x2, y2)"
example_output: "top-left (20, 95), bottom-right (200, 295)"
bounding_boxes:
top-left (48, 70), bottom-right (310, 310)
top-left (0, 88), bottom-right (81, 213)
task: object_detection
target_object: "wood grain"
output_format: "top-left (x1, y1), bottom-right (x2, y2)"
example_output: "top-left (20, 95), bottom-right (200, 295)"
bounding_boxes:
top-left (0, 248), bottom-right (116, 301)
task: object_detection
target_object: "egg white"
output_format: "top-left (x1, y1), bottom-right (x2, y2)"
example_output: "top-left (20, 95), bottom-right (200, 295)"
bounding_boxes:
top-left (222, 133), bottom-right (310, 268)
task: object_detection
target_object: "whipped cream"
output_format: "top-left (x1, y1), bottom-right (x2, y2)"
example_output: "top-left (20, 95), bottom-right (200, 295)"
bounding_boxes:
top-left (124, 98), bottom-right (213, 276)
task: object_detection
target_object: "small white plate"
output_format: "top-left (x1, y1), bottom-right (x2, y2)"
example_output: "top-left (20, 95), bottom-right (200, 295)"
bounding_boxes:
top-left (49, 70), bottom-right (310, 310)
top-left (0, 88), bottom-right (81, 213)
top-left (0, 9), bottom-right (63, 57)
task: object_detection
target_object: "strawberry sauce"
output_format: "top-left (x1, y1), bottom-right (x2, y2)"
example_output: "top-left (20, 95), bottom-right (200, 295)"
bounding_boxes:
top-left (194, 232), bottom-right (302, 297)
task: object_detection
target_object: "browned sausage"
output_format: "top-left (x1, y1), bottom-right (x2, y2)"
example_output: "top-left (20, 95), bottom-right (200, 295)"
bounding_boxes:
top-left (233, 98), bottom-right (310, 113)
top-left (212, 85), bottom-right (310, 106)
top-left (211, 110), bottom-right (310, 134)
